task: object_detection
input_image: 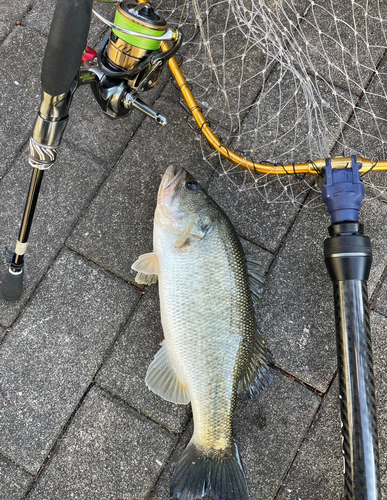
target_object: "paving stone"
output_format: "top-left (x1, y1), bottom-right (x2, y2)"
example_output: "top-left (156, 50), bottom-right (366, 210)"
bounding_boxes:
top-left (235, 375), bottom-right (319, 499)
top-left (277, 311), bottom-right (387, 499)
top-left (296, 0), bottom-right (386, 95)
top-left (256, 196), bottom-right (387, 393)
top-left (149, 373), bottom-right (320, 500)
top-left (0, 1), bottom-right (31, 41)
top-left (256, 202), bottom-right (335, 392)
top-left (277, 379), bottom-right (343, 500)
top-left (178, 0), bottom-right (310, 132)
top-left (23, 0), bottom-right (112, 47)
top-left (372, 312), bottom-right (387, 497)
top-left (0, 28), bottom-right (46, 176)
top-left (359, 197), bottom-right (387, 296)
top-left (28, 385), bottom-right (176, 500)
top-left (96, 286), bottom-right (191, 434)
top-left (235, 66), bottom-right (353, 165)
top-left (67, 93), bottom-right (215, 282)
top-left (0, 326), bottom-right (5, 342)
top-left (0, 250), bottom-right (139, 474)
top-left (372, 271), bottom-right (387, 317)
top-left (0, 142), bottom-right (108, 327)
top-left (332, 54), bottom-right (387, 169)
top-left (207, 171), bottom-right (303, 253)
top-left (148, 421), bottom-right (193, 500)
top-left (0, 455), bottom-right (33, 500)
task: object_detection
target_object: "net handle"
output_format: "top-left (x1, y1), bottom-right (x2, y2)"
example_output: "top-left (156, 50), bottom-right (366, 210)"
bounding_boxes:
top-left (162, 45), bottom-right (387, 176)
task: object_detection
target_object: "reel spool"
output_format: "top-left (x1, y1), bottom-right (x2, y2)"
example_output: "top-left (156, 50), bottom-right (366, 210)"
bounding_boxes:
top-left (106, 1), bottom-right (167, 76)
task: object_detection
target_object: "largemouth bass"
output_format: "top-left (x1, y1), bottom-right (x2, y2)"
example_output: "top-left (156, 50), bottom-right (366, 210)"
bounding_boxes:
top-left (132, 166), bottom-right (274, 500)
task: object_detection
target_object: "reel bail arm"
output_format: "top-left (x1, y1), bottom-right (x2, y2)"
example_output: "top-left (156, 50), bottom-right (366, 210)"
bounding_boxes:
top-left (322, 156), bottom-right (381, 499)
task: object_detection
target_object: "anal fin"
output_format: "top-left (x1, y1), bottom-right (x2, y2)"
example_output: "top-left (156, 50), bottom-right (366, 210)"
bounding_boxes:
top-left (238, 325), bottom-right (274, 399)
top-left (246, 256), bottom-right (266, 304)
top-left (145, 341), bottom-right (190, 405)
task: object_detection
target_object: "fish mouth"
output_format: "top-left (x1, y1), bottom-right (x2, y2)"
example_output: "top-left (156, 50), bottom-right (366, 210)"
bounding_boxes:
top-left (158, 166), bottom-right (185, 204)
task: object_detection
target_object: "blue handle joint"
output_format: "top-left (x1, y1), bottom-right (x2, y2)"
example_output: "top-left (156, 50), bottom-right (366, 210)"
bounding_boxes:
top-left (322, 155), bottom-right (365, 224)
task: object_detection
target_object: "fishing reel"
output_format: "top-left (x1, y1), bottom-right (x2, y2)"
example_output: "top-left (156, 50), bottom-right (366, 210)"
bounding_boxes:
top-left (84, 0), bottom-right (182, 121)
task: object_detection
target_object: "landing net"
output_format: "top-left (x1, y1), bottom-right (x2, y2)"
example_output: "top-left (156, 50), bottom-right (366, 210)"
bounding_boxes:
top-left (158, 0), bottom-right (387, 205)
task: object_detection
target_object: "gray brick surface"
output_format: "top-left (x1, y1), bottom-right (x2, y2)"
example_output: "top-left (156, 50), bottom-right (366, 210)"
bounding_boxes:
top-left (372, 311), bottom-right (387, 498)
top-left (297, 0), bottom-right (387, 94)
top-left (23, 0), bottom-right (112, 47)
top-left (0, 1), bottom-right (31, 41)
top-left (148, 421), bottom-right (193, 500)
top-left (0, 250), bottom-right (139, 474)
top-left (207, 172), bottom-right (302, 253)
top-left (27, 385), bottom-right (177, 500)
top-left (236, 66), bottom-right (353, 165)
top-left (257, 203), bottom-right (335, 392)
top-left (372, 272), bottom-right (387, 316)
top-left (97, 286), bottom-right (191, 434)
top-left (0, 455), bottom-right (32, 500)
top-left (277, 378), bottom-right (343, 500)
top-left (0, 28), bottom-right (45, 175)
top-left (149, 374), bottom-right (320, 500)
top-left (332, 54), bottom-right (387, 166)
top-left (277, 311), bottom-right (387, 499)
top-left (0, 143), bottom-right (108, 327)
top-left (66, 93), bottom-right (214, 283)
top-left (179, 0), bottom-right (310, 131)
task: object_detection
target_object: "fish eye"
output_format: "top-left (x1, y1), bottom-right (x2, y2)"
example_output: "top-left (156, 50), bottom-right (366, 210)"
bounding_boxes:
top-left (185, 181), bottom-right (198, 191)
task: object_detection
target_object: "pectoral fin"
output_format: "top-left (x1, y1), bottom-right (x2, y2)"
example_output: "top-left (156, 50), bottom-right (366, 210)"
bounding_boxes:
top-left (146, 341), bottom-right (191, 405)
top-left (131, 252), bottom-right (160, 285)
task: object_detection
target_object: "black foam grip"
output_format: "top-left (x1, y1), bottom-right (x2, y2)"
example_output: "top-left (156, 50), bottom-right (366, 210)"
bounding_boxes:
top-left (1, 270), bottom-right (24, 302)
top-left (41, 0), bottom-right (94, 96)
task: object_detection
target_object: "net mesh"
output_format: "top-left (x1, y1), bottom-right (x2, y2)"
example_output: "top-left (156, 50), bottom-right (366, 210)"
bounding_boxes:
top-left (148, 0), bottom-right (387, 204)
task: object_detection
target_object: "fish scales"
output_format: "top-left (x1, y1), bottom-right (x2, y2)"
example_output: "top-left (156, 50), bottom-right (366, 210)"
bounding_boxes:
top-left (157, 213), bottom-right (252, 451)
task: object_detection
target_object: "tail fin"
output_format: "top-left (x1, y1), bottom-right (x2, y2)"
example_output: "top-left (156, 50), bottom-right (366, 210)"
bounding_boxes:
top-left (171, 441), bottom-right (248, 500)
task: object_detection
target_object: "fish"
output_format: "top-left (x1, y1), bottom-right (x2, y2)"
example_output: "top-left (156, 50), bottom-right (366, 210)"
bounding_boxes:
top-left (132, 165), bottom-right (274, 500)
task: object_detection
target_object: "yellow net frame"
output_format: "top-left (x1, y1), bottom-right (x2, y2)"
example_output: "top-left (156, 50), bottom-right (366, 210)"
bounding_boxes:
top-left (161, 44), bottom-right (387, 176)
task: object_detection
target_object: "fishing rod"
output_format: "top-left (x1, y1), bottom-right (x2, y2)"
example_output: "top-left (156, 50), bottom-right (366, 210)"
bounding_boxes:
top-left (0, 0), bottom-right (382, 498)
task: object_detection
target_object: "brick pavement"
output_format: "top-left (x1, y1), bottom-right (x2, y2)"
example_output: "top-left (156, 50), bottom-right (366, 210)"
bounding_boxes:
top-left (0, 2), bottom-right (386, 499)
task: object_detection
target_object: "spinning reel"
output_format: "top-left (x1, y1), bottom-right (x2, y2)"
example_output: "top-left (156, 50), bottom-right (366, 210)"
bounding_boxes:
top-left (1, 0), bottom-right (182, 301)
top-left (88, 0), bottom-right (181, 120)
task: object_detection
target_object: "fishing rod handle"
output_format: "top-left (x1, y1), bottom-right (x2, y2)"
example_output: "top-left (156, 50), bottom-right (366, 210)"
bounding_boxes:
top-left (333, 279), bottom-right (381, 499)
top-left (41, 0), bottom-right (94, 96)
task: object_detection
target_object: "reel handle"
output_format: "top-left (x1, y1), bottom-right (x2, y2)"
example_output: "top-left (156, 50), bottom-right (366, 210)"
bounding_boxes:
top-left (41, 0), bottom-right (93, 96)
